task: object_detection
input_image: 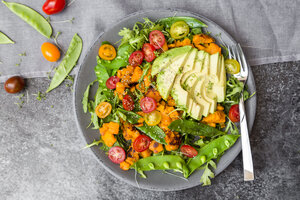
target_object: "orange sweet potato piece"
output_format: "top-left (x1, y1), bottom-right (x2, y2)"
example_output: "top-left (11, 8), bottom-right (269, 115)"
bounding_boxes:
top-left (140, 149), bottom-right (152, 158)
top-left (193, 34), bottom-right (215, 44)
top-left (120, 161), bottom-right (131, 170)
top-left (146, 88), bottom-right (162, 102)
top-left (203, 43), bottom-right (221, 55)
top-left (116, 82), bottom-right (125, 94)
top-left (102, 133), bottom-right (116, 147)
top-left (144, 68), bottom-right (152, 88)
top-left (202, 110), bottom-right (226, 124)
top-left (131, 66), bottom-right (143, 83)
top-left (167, 96), bottom-right (176, 107)
top-left (149, 141), bottom-right (164, 154)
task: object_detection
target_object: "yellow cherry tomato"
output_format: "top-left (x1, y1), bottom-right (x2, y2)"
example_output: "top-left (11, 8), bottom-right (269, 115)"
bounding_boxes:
top-left (225, 59), bottom-right (240, 74)
top-left (170, 21), bottom-right (190, 39)
top-left (98, 44), bottom-right (117, 60)
top-left (144, 110), bottom-right (162, 126)
top-left (95, 102), bottom-right (112, 118)
top-left (41, 42), bottom-right (60, 62)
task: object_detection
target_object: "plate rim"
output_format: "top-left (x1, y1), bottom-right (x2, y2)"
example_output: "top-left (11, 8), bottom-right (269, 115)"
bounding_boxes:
top-left (73, 8), bottom-right (257, 191)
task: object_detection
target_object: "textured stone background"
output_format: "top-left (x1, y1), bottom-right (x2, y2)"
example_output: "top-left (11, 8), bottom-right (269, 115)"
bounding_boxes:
top-left (0, 62), bottom-right (299, 200)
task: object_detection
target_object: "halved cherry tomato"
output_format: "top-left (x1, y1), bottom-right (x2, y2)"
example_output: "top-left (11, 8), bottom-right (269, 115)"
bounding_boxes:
top-left (142, 43), bottom-right (156, 62)
top-left (122, 95), bottom-right (135, 111)
top-left (144, 110), bottom-right (161, 126)
top-left (180, 145), bottom-right (198, 158)
top-left (149, 30), bottom-right (166, 49)
top-left (128, 51), bottom-right (144, 66)
top-left (108, 146), bottom-right (126, 164)
top-left (95, 102), bottom-right (112, 118)
top-left (4, 76), bottom-right (25, 93)
top-left (41, 42), bottom-right (60, 62)
top-left (225, 59), bottom-right (240, 74)
top-left (42, 0), bottom-right (66, 15)
top-left (106, 76), bottom-right (120, 89)
top-left (170, 21), bottom-right (190, 39)
top-left (140, 97), bottom-right (157, 113)
top-left (133, 135), bottom-right (152, 152)
top-left (98, 44), bottom-right (116, 61)
top-left (229, 104), bottom-right (240, 122)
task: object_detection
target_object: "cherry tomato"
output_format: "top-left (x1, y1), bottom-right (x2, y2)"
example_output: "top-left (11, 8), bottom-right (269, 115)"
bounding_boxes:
top-left (128, 51), bottom-right (144, 66)
top-left (133, 135), bottom-right (152, 152)
top-left (144, 110), bottom-right (161, 126)
top-left (229, 104), bottom-right (240, 122)
top-left (170, 21), bottom-right (190, 39)
top-left (4, 76), bottom-right (25, 93)
top-left (122, 95), bottom-right (135, 111)
top-left (225, 59), bottom-right (240, 74)
top-left (108, 146), bottom-right (126, 164)
top-left (106, 76), bottom-right (120, 89)
top-left (95, 102), bottom-right (112, 119)
top-left (41, 42), bottom-right (60, 62)
top-left (98, 44), bottom-right (116, 61)
top-left (42, 0), bottom-right (66, 15)
top-left (140, 97), bottom-right (157, 113)
top-left (149, 30), bottom-right (166, 49)
top-left (142, 43), bottom-right (156, 62)
top-left (180, 145), bottom-right (198, 158)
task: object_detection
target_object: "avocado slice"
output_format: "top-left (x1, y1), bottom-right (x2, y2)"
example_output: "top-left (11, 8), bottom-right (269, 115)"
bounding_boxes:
top-left (212, 55), bottom-right (226, 102)
top-left (151, 46), bottom-right (192, 76)
top-left (156, 51), bottom-right (190, 100)
top-left (192, 78), bottom-right (211, 117)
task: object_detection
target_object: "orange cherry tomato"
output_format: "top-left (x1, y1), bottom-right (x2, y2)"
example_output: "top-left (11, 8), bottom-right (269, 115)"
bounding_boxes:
top-left (95, 102), bottom-right (112, 118)
top-left (98, 44), bottom-right (116, 60)
top-left (41, 42), bottom-right (60, 62)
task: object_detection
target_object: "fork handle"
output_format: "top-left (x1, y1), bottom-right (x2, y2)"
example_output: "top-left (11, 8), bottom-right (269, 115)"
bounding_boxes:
top-left (239, 94), bottom-right (254, 181)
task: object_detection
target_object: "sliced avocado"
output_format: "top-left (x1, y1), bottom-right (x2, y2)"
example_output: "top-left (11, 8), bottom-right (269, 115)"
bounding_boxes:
top-left (188, 101), bottom-right (202, 120)
top-left (209, 52), bottom-right (220, 81)
top-left (192, 78), bottom-right (211, 117)
top-left (211, 55), bottom-right (226, 102)
top-left (151, 46), bottom-right (192, 76)
top-left (180, 50), bottom-right (205, 86)
top-left (203, 79), bottom-right (217, 113)
top-left (200, 52), bottom-right (210, 75)
top-left (157, 51), bottom-right (190, 100)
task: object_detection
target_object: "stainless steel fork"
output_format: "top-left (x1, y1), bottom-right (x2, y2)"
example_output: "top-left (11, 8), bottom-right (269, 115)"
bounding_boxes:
top-left (227, 43), bottom-right (254, 181)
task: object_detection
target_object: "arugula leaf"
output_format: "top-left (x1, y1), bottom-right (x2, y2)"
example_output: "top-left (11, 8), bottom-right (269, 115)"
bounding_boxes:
top-left (200, 160), bottom-right (217, 186)
top-left (119, 28), bottom-right (134, 46)
top-left (82, 139), bottom-right (103, 149)
top-left (82, 80), bottom-right (96, 113)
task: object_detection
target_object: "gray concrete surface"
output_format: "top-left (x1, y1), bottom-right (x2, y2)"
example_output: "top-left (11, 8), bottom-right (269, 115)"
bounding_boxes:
top-left (0, 62), bottom-right (299, 200)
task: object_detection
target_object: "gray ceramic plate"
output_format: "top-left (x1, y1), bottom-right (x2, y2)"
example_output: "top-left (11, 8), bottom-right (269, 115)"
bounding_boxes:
top-left (73, 9), bottom-right (257, 191)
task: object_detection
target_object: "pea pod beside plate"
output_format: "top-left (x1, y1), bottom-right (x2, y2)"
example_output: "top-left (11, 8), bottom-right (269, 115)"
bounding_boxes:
top-left (2, 0), bottom-right (52, 38)
top-left (0, 31), bottom-right (14, 44)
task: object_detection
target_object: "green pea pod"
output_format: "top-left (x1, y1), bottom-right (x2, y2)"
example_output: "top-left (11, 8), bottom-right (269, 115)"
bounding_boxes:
top-left (133, 155), bottom-right (189, 178)
top-left (2, 1), bottom-right (52, 39)
top-left (158, 16), bottom-right (207, 29)
top-left (0, 31), bottom-right (14, 44)
top-left (136, 123), bottom-right (167, 145)
top-left (187, 134), bottom-right (240, 177)
top-left (169, 119), bottom-right (225, 137)
top-left (117, 109), bottom-right (142, 124)
top-left (47, 34), bottom-right (82, 93)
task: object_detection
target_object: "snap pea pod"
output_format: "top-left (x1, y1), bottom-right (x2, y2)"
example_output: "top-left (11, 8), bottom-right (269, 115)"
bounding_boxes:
top-left (158, 16), bottom-right (207, 29)
top-left (117, 108), bottom-right (142, 124)
top-left (169, 119), bottom-right (225, 137)
top-left (133, 155), bottom-right (189, 178)
top-left (136, 123), bottom-right (167, 145)
top-left (46, 34), bottom-right (82, 93)
top-left (2, 1), bottom-right (52, 39)
top-left (0, 31), bottom-right (14, 44)
top-left (187, 134), bottom-right (239, 176)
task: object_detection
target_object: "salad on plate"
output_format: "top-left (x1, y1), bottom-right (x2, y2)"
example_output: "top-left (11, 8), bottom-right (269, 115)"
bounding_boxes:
top-left (82, 16), bottom-right (251, 185)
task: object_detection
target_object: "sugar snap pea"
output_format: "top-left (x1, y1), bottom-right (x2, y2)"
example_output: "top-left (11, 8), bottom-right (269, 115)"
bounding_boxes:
top-left (136, 123), bottom-right (167, 145)
top-left (47, 33), bottom-right (82, 93)
top-left (187, 134), bottom-right (239, 176)
top-left (2, 1), bottom-right (52, 39)
top-left (169, 119), bottom-right (225, 137)
top-left (0, 31), bottom-right (14, 44)
top-left (133, 155), bottom-right (189, 178)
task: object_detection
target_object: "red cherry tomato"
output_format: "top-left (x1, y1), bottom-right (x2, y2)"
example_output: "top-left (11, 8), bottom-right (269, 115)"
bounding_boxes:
top-left (106, 76), bottom-right (120, 89)
top-left (122, 95), bottom-right (135, 111)
top-left (4, 76), bottom-right (25, 93)
top-left (108, 146), bottom-right (126, 164)
top-left (149, 30), bottom-right (166, 49)
top-left (133, 135), bottom-right (152, 152)
top-left (180, 145), bottom-right (198, 158)
top-left (229, 104), bottom-right (240, 122)
top-left (142, 43), bottom-right (156, 62)
top-left (128, 51), bottom-right (144, 67)
top-left (140, 97), bottom-right (157, 113)
top-left (42, 0), bottom-right (66, 15)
